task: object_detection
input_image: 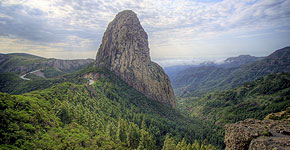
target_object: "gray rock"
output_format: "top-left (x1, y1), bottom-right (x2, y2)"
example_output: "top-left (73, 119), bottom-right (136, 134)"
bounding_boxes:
top-left (95, 10), bottom-right (175, 108)
top-left (225, 118), bottom-right (290, 150)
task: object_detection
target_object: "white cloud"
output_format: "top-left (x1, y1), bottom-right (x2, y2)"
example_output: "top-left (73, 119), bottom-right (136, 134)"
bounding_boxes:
top-left (0, 0), bottom-right (289, 59)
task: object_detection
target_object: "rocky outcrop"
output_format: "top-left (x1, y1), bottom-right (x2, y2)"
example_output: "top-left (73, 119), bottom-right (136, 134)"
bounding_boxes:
top-left (225, 118), bottom-right (290, 150)
top-left (95, 10), bottom-right (175, 108)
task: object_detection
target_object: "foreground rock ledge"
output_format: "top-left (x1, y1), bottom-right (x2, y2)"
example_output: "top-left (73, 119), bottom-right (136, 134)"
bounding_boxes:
top-left (95, 10), bottom-right (175, 108)
top-left (225, 118), bottom-right (290, 150)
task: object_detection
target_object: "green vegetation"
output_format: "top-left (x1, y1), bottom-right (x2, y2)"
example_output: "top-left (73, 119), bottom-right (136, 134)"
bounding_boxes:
top-left (172, 66), bottom-right (234, 97)
top-left (41, 67), bottom-right (66, 78)
top-left (267, 107), bottom-right (290, 120)
top-left (172, 47), bottom-right (290, 97)
top-left (163, 135), bottom-right (215, 150)
top-left (0, 66), bottom-right (219, 149)
top-left (2, 47), bottom-right (289, 149)
top-left (0, 53), bottom-right (93, 78)
top-left (177, 72), bottom-right (290, 126)
top-left (0, 53), bottom-right (45, 74)
top-left (174, 73), bottom-right (290, 150)
top-left (0, 73), bottom-right (65, 94)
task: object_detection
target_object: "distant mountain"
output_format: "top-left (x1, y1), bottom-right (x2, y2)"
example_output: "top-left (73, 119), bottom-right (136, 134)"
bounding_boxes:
top-left (219, 46), bottom-right (290, 89)
top-left (0, 53), bottom-right (94, 78)
top-left (172, 46), bottom-right (290, 97)
top-left (164, 55), bottom-right (261, 81)
top-left (172, 66), bottom-right (235, 96)
top-left (163, 65), bottom-right (192, 79)
top-left (220, 55), bottom-right (263, 68)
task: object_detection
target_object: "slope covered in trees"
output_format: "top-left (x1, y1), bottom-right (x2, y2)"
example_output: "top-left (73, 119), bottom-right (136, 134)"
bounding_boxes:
top-left (0, 53), bottom-right (94, 78)
top-left (172, 47), bottom-right (290, 97)
top-left (177, 72), bottom-right (290, 126)
top-left (0, 66), bottom-right (221, 149)
top-left (0, 72), bottom-right (65, 94)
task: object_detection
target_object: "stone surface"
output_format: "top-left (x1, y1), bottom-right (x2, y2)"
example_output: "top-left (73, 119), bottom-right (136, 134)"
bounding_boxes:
top-left (225, 118), bottom-right (290, 150)
top-left (95, 10), bottom-right (175, 108)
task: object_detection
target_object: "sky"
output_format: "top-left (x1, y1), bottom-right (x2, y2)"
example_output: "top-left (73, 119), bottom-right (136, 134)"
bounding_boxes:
top-left (0, 0), bottom-right (290, 61)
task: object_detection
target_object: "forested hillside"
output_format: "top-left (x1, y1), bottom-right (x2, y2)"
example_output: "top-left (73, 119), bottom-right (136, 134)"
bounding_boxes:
top-left (172, 66), bottom-right (235, 97)
top-left (0, 72), bottom-right (65, 94)
top-left (0, 65), bottom-right (220, 149)
top-left (172, 47), bottom-right (290, 97)
top-left (0, 53), bottom-right (94, 78)
top-left (177, 72), bottom-right (290, 126)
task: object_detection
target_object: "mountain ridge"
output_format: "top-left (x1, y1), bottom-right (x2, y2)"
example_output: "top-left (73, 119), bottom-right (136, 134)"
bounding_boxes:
top-left (0, 53), bottom-right (94, 78)
top-left (172, 46), bottom-right (290, 97)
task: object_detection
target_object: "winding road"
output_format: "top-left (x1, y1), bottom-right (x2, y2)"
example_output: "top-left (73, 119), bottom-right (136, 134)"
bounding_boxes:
top-left (20, 69), bottom-right (43, 80)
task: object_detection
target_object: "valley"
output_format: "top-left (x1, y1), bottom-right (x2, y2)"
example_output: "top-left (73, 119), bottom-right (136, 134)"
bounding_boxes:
top-left (0, 8), bottom-right (289, 150)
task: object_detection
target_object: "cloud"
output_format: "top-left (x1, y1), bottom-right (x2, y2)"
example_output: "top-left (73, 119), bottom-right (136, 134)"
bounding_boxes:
top-left (0, 0), bottom-right (290, 59)
top-left (153, 57), bottom-right (227, 67)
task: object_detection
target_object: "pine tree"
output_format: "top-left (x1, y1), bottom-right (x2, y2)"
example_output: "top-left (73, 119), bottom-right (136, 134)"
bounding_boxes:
top-left (200, 144), bottom-right (206, 150)
top-left (187, 143), bottom-right (193, 150)
top-left (141, 117), bottom-right (147, 130)
top-left (137, 129), bottom-right (155, 150)
top-left (192, 140), bottom-right (200, 150)
top-left (127, 123), bottom-right (140, 149)
top-left (180, 138), bottom-right (187, 150)
top-left (117, 118), bottom-right (126, 143)
top-left (162, 134), bottom-right (176, 150)
top-left (105, 122), bottom-right (115, 141)
top-left (176, 141), bottom-right (182, 150)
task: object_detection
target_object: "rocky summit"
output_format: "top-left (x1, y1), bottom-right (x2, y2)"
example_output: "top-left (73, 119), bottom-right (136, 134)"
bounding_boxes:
top-left (95, 10), bottom-right (175, 108)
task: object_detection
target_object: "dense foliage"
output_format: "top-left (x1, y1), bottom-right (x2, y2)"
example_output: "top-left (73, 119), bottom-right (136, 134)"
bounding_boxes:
top-left (177, 72), bottom-right (290, 126)
top-left (0, 66), bottom-right (219, 149)
top-left (0, 73), bottom-right (64, 94)
top-left (163, 135), bottom-right (215, 150)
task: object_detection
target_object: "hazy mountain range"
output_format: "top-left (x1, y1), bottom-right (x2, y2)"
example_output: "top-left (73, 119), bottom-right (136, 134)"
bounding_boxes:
top-left (170, 47), bottom-right (290, 97)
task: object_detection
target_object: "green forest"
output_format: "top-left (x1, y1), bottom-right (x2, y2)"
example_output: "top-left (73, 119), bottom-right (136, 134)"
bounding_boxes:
top-left (1, 48), bottom-right (290, 149)
top-left (0, 2), bottom-right (289, 149)
top-left (0, 66), bottom-right (219, 149)
top-left (177, 72), bottom-right (290, 126)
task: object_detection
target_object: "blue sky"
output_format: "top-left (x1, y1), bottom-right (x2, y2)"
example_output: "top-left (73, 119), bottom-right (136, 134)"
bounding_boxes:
top-left (0, 0), bottom-right (290, 60)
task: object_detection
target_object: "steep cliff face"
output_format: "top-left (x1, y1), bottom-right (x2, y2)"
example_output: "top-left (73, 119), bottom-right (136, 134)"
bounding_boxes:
top-left (95, 10), bottom-right (175, 108)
